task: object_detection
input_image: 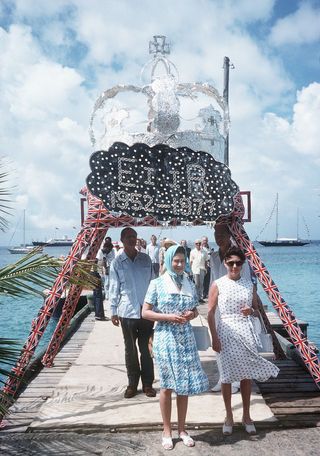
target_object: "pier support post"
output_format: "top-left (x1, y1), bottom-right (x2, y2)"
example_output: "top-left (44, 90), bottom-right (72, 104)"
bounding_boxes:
top-left (42, 227), bottom-right (107, 367)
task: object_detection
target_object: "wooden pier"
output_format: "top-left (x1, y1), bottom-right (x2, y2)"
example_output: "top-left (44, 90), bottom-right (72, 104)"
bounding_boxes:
top-left (257, 359), bottom-right (320, 427)
top-left (256, 312), bottom-right (320, 427)
top-left (267, 312), bottom-right (309, 340)
top-left (1, 305), bottom-right (319, 433)
top-left (1, 307), bottom-right (93, 433)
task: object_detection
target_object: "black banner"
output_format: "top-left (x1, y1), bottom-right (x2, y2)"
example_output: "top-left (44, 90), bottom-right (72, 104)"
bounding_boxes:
top-left (87, 142), bottom-right (239, 222)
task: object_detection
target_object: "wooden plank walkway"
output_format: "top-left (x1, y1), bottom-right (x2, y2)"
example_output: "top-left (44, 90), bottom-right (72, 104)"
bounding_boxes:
top-left (2, 306), bottom-right (320, 433)
top-left (257, 360), bottom-right (320, 427)
top-left (267, 312), bottom-right (310, 342)
top-left (1, 315), bottom-right (94, 433)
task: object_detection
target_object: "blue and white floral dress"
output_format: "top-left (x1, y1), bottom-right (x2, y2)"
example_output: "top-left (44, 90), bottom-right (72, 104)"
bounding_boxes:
top-left (145, 272), bottom-right (209, 395)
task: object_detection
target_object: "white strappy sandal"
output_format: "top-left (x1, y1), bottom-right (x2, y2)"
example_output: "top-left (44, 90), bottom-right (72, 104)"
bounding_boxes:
top-left (179, 432), bottom-right (195, 447)
top-left (162, 434), bottom-right (173, 450)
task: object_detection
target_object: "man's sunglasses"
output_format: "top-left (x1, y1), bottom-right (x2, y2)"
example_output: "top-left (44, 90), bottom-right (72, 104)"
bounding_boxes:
top-left (226, 260), bottom-right (243, 267)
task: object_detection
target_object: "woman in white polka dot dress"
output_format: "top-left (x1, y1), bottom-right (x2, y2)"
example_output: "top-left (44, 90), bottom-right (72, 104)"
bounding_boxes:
top-left (207, 246), bottom-right (279, 436)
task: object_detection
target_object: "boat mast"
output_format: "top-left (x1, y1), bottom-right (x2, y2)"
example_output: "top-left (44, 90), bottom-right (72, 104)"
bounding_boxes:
top-left (275, 193), bottom-right (279, 241)
top-left (297, 207), bottom-right (299, 240)
top-left (23, 209), bottom-right (26, 247)
top-left (223, 56), bottom-right (230, 166)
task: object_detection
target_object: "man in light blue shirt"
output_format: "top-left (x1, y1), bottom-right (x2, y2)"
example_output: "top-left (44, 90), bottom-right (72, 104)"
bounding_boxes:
top-left (109, 227), bottom-right (155, 399)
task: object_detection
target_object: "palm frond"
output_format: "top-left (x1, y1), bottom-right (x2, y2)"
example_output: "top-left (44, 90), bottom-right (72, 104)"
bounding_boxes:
top-left (69, 260), bottom-right (100, 289)
top-left (0, 251), bottom-right (99, 297)
top-left (0, 339), bottom-right (21, 360)
top-left (0, 339), bottom-right (21, 415)
top-left (0, 391), bottom-right (13, 416)
top-left (0, 159), bottom-right (13, 231)
top-left (0, 249), bottom-right (61, 297)
top-left (0, 340), bottom-right (21, 381)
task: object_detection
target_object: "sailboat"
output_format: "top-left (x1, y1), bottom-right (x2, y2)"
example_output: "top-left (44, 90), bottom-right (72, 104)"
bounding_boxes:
top-left (8, 210), bottom-right (41, 254)
top-left (258, 194), bottom-right (310, 247)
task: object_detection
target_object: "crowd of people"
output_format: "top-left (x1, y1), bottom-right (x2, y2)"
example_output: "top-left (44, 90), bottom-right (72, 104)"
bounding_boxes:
top-left (92, 226), bottom-right (279, 450)
top-left (96, 234), bottom-right (213, 303)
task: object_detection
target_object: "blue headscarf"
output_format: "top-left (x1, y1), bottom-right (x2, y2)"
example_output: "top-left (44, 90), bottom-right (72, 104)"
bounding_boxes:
top-left (164, 244), bottom-right (186, 289)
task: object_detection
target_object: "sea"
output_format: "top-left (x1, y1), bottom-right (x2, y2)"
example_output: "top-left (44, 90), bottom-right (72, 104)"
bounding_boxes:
top-left (0, 247), bottom-right (72, 361)
top-left (0, 242), bottom-right (319, 375)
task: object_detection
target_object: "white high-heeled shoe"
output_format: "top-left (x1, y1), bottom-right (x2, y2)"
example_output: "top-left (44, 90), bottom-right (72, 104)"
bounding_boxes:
top-left (242, 420), bottom-right (256, 435)
top-left (211, 381), bottom-right (221, 392)
top-left (222, 420), bottom-right (233, 435)
top-left (211, 381), bottom-right (238, 394)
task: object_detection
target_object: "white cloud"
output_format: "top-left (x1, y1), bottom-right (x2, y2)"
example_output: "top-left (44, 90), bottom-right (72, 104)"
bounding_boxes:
top-left (290, 83), bottom-right (320, 157)
top-left (0, 24), bottom-right (40, 75)
top-left (0, 25), bottom-right (88, 121)
top-left (9, 61), bottom-right (84, 120)
top-left (219, 0), bottom-right (275, 24)
top-left (0, 24), bottom-right (93, 243)
top-left (269, 2), bottom-right (320, 46)
top-left (13, 0), bottom-right (70, 17)
top-left (257, 83), bottom-right (320, 160)
top-left (229, 80), bottom-right (320, 240)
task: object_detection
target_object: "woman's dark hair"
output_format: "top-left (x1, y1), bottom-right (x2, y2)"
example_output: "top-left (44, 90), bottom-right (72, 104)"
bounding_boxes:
top-left (224, 246), bottom-right (246, 263)
top-left (174, 246), bottom-right (186, 256)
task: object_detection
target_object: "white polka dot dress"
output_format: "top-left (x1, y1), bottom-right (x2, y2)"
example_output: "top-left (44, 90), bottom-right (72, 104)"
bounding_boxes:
top-left (215, 276), bottom-right (279, 383)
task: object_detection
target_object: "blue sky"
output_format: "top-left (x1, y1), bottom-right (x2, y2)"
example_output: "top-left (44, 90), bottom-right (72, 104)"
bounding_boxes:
top-left (248, 1), bottom-right (320, 93)
top-left (0, 0), bottom-right (319, 245)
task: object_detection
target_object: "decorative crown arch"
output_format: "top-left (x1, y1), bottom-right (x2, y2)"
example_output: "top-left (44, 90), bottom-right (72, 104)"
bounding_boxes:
top-left (2, 35), bottom-right (319, 417)
top-left (2, 184), bottom-right (320, 405)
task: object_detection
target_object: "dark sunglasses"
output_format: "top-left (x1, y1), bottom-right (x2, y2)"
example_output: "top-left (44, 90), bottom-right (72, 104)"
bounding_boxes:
top-left (226, 260), bottom-right (243, 267)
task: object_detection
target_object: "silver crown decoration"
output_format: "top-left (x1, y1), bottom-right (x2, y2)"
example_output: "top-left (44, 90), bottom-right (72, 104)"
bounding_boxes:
top-left (89, 35), bottom-right (230, 164)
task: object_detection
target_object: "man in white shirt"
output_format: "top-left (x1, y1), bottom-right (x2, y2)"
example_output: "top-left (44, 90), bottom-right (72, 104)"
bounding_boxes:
top-left (113, 241), bottom-right (122, 256)
top-left (96, 237), bottom-right (115, 299)
top-left (146, 234), bottom-right (160, 277)
top-left (210, 226), bottom-right (254, 284)
top-left (190, 239), bottom-right (209, 303)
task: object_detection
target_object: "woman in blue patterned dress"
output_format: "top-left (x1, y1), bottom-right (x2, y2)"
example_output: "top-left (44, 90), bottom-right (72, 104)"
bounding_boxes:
top-left (142, 245), bottom-right (209, 450)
